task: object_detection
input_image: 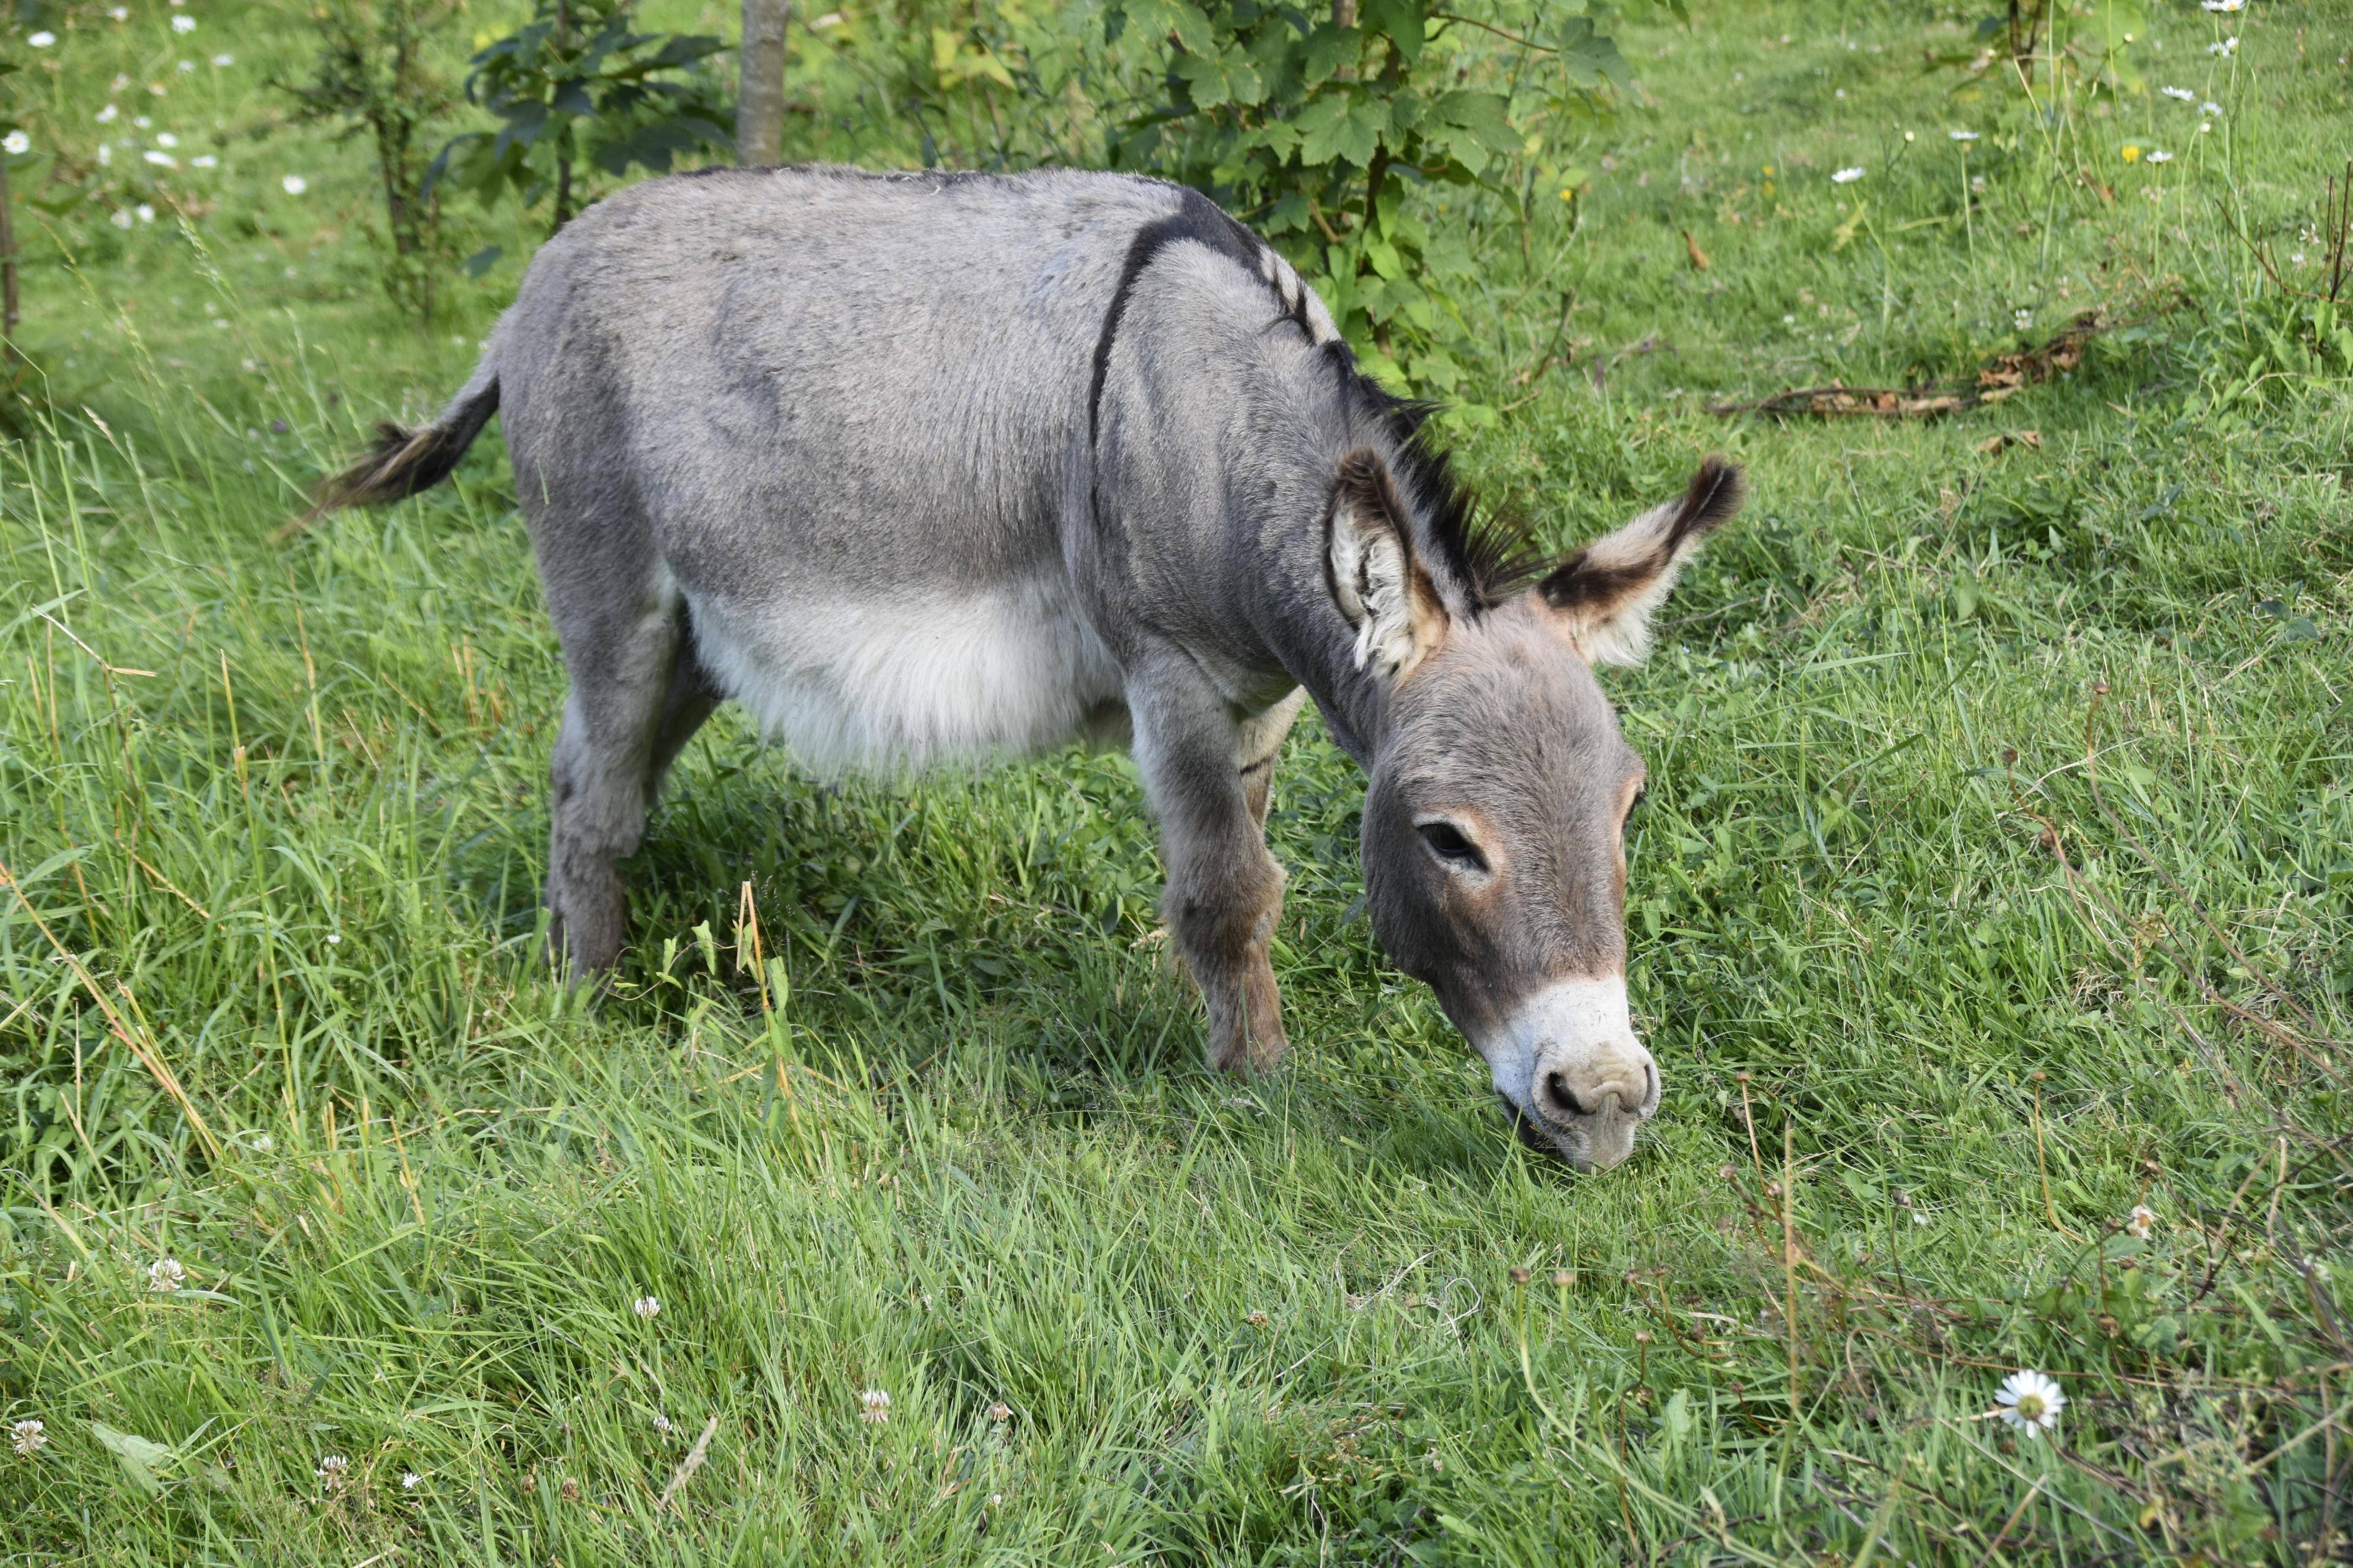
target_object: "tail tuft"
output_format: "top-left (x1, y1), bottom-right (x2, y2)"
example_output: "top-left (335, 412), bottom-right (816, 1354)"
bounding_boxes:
top-left (281, 370), bottom-right (500, 539)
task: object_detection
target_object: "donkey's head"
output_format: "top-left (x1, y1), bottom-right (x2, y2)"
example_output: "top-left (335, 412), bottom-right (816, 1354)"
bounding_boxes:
top-left (1327, 451), bottom-right (1744, 1171)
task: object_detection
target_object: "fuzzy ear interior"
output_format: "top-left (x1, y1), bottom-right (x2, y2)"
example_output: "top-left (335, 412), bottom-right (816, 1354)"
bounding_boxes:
top-left (1537, 456), bottom-right (1744, 667)
top-left (1326, 447), bottom-right (1449, 683)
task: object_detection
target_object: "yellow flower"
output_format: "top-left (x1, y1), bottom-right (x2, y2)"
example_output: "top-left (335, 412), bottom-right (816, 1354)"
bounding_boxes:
top-left (2120, 144), bottom-right (2142, 163)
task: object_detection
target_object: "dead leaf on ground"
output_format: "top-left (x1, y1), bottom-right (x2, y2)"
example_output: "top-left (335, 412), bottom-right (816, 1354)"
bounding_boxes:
top-left (1977, 429), bottom-right (2042, 456)
top-left (1710, 309), bottom-right (2122, 421)
top-left (1681, 228), bottom-right (1711, 271)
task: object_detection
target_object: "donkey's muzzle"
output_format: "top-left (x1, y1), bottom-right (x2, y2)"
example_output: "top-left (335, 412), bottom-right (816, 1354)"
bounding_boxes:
top-left (1484, 977), bottom-right (1661, 1172)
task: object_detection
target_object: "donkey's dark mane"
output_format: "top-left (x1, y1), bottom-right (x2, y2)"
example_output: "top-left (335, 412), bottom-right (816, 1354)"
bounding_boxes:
top-left (1323, 341), bottom-right (1548, 612)
top-left (1087, 182), bottom-right (1549, 611)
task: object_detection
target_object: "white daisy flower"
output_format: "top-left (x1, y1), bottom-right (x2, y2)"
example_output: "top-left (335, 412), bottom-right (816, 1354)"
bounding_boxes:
top-left (142, 150), bottom-right (176, 168)
top-left (2126, 1204), bottom-right (2156, 1238)
top-left (1949, 130), bottom-right (1979, 141)
top-left (110, 207), bottom-right (132, 227)
top-left (148, 1257), bottom-right (186, 1292)
top-left (2208, 37), bottom-right (2237, 56)
top-left (134, 115), bottom-right (151, 128)
top-left (2, 132), bottom-right (27, 156)
top-left (190, 154), bottom-right (215, 168)
top-left (281, 173), bottom-right (307, 195)
top-left (26, 30), bottom-right (53, 47)
top-left (176, 60), bottom-right (194, 74)
top-left (401, 1471), bottom-right (422, 1490)
top-left (97, 104), bottom-right (119, 123)
top-left (155, 132), bottom-right (178, 148)
top-left (1995, 1369), bottom-right (2066, 1437)
top-left (135, 203), bottom-right (154, 224)
top-left (858, 1388), bottom-right (891, 1424)
top-left (110, 7), bottom-right (129, 18)
top-left (2200, 0), bottom-right (2243, 11)
top-left (2161, 86), bottom-right (2195, 101)
top-left (1831, 167), bottom-right (1865, 184)
top-left (2202, 101), bottom-right (2223, 115)
top-left (631, 1295), bottom-right (661, 1319)
top-left (10, 1419), bottom-right (44, 1457)
top-left (171, 14), bottom-right (196, 32)
top-left (212, 53), bottom-right (233, 66)
top-left (2145, 150), bottom-right (2173, 163)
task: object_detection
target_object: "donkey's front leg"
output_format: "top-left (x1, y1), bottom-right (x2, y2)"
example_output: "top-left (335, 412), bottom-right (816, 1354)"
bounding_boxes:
top-left (1132, 673), bottom-right (1290, 1076)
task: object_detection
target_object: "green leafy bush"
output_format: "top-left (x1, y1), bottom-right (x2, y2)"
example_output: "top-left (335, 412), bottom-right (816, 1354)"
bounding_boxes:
top-left (1105, 0), bottom-right (1658, 397)
top-left (428, 0), bottom-right (730, 259)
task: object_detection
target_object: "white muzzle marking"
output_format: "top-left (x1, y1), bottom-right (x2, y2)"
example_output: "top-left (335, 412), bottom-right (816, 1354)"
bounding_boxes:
top-left (1482, 975), bottom-right (1659, 1169)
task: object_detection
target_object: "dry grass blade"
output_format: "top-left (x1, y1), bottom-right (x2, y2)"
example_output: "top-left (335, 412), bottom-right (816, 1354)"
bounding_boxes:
top-left (658, 1415), bottom-right (720, 1513)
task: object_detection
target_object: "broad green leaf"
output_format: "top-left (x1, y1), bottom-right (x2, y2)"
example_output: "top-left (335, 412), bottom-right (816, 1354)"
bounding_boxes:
top-left (1126, 0), bottom-right (1216, 57)
top-left (1294, 93), bottom-right (1382, 168)
top-left (92, 1423), bottom-right (173, 1496)
top-left (1360, 0), bottom-right (1426, 62)
top-left (1299, 21), bottom-right (1357, 85)
top-left (1557, 18), bottom-right (1631, 92)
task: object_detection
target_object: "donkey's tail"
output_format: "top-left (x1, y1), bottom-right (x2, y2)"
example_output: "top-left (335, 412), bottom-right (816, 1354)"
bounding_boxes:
top-left (285, 352), bottom-right (501, 536)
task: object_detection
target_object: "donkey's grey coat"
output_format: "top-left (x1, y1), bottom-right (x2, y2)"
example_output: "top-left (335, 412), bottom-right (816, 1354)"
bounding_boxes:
top-left (316, 165), bottom-right (1740, 1171)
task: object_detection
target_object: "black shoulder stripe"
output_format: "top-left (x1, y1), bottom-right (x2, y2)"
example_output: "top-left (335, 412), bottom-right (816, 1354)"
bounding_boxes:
top-left (1088, 189), bottom-right (1290, 451)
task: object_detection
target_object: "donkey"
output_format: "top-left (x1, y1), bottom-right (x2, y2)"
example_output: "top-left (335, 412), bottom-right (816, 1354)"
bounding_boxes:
top-left (311, 166), bottom-right (1741, 1171)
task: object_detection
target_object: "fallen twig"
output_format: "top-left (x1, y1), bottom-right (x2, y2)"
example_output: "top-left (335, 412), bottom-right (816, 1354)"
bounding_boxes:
top-left (1710, 309), bottom-right (2109, 419)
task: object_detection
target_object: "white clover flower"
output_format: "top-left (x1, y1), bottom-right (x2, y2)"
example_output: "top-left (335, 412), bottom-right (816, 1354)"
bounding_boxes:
top-left (2126, 1204), bottom-right (2156, 1238)
top-left (110, 6), bottom-right (129, 18)
top-left (212, 53), bottom-right (233, 66)
top-left (1949, 129), bottom-right (1979, 142)
top-left (10, 1419), bottom-right (43, 1457)
top-left (112, 72), bottom-right (131, 90)
top-left (26, 31), bottom-right (53, 47)
top-left (1995, 1369), bottom-right (2066, 1437)
top-left (281, 174), bottom-right (307, 195)
top-left (148, 1257), bottom-right (186, 1292)
top-left (136, 203), bottom-right (154, 224)
top-left (155, 132), bottom-right (177, 148)
top-left (2208, 37), bottom-right (2237, 55)
top-left (1831, 167), bottom-right (1865, 184)
top-left (631, 1295), bottom-right (661, 1319)
top-left (2, 132), bottom-right (27, 157)
top-left (326, 932), bottom-right (341, 944)
top-left (316, 1454), bottom-right (349, 1486)
top-left (401, 1471), bottom-right (421, 1490)
top-left (2161, 86), bottom-right (2195, 101)
top-left (97, 104), bottom-right (118, 123)
top-left (858, 1388), bottom-right (891, 1424)
top-left (253, 1134), bottom-right (272, 1151)
top-left (653, 1413), bottom-right (672, 1434)
top-left (172, 14), bottom-right (196, 32)
top-left (2014, 308), bottom-right (2033, 330)
top-left (143, 150), bottom-right (176, 168)
top-left (2146, 150), bottom-right (2173, 163)
top-left (110, 206), bottom-right (131, 228)
top-left (2202, 101), bottom-right (2223, 115)
top-left (190, 154), bottom-right (215, 168)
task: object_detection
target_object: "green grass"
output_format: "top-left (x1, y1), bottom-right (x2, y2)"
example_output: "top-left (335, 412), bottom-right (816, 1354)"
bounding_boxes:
top-left (4, 1), bottom-right (2352, 1563)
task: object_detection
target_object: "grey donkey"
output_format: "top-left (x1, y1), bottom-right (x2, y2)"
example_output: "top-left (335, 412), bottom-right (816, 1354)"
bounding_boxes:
top-left (311, 166), bottom-right (1742, 1171)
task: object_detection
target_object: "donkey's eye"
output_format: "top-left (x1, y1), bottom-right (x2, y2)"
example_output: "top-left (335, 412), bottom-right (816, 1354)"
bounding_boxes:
top-left (1417, 821), bottom-right (1489, 874)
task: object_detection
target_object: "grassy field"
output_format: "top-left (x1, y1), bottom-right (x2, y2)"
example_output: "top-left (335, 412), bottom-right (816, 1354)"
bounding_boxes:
top-left (4, 1), bottom-right (2352, 1563)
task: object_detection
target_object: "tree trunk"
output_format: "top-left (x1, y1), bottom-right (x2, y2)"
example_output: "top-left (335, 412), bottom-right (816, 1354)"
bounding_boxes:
top-left (738, 0), bottom-right (790, 167)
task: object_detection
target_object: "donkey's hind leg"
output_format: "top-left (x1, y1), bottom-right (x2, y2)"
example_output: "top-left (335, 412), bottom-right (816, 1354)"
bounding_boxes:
top-left (544, 594), bottom-right (712, 977)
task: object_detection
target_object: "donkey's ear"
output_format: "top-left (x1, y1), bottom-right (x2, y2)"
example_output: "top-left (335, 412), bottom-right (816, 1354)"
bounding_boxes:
top-left (1327, 447), bottom-right (1447, 683)
top-left (1538, 456), bottom-right (1744, 667)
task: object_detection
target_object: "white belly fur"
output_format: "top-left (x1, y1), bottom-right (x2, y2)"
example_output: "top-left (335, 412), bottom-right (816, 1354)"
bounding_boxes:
top-left (685, 574), bottom-right (1126, 777)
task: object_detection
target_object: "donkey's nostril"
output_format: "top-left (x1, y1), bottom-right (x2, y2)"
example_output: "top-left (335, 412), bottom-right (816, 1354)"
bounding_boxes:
top-left (1544, 1071), bottom-right (1589, 1119)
